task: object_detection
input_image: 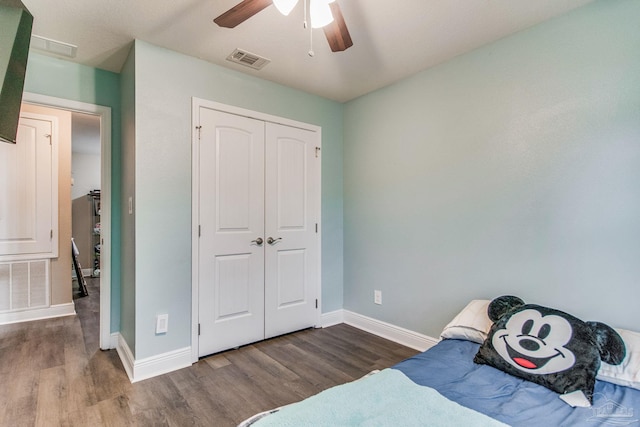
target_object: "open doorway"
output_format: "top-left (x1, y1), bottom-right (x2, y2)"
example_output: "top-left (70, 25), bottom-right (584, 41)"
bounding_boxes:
top-left (24, 92), bottom-right (112, 350)
top-left (71, 112), bottom-right (101, 283)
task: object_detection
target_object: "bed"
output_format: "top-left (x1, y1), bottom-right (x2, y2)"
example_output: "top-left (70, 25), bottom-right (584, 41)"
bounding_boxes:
top-left (240, 299), bottom-right (640, 426)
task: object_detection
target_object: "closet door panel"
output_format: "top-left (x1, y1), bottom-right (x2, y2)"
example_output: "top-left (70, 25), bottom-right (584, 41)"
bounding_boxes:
top-left (198, 108), bottom-right (265, 357)
top-left (264, 123), bottom-right (320, 339)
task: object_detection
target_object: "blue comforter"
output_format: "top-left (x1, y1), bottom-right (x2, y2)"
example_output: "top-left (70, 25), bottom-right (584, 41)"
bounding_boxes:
top-left (394, 339), bottom-right (640, 427)
top-left (252, 368), bottom-right (507, 427)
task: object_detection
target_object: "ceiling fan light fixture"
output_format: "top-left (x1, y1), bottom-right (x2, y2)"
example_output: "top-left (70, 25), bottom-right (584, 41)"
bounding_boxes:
top-left (273, 0), bottom-right (299, 16)
top-left (310, 0), bottom-right (334, 28)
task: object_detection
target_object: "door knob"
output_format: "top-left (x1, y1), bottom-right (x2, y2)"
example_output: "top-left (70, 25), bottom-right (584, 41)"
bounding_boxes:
top-left (251, 237), bottom-right (263, 245)
top-left (267, 237), bottom-right (282, 245)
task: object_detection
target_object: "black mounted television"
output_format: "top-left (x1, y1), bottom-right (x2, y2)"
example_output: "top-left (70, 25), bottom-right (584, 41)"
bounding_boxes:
top-left (0, 0), bottom-right (33, 144)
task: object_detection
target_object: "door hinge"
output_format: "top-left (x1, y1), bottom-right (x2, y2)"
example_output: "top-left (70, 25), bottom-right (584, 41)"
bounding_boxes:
top-left (198, 225), bottom-right (201, 237)
top-left (315, 147), bottom-right (321, 158)
top-left (198, 323), bottom-right (201, 336)
top-left (50, 229), bottom-right (53, 239)
top-left (315, 223), bottom-right (318, 233)
top-left (196, 125), bottom-right (202, 140)
top-left (315, 299), bottom-right (318, 309)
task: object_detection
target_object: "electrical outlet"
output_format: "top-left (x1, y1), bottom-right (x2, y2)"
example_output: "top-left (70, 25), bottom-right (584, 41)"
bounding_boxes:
top-left (156, 314), bottom-right (169, 334)
top-left (374, 290), bottom-right (382, 305)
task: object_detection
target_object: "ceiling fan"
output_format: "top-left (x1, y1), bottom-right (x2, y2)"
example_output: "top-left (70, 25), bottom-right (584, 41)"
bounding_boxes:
top-left (214, 0), bottom-right (353, 53)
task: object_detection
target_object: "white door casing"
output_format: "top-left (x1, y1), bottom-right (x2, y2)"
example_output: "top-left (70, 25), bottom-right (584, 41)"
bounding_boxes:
top-left (22, 93), bottom-right (112, 351)
top-left (192, 99), bottom-right (321, 360)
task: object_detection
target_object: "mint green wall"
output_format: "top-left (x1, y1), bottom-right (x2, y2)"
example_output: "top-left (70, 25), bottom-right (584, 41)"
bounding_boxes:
top-left (24, 53), bottom-right (122, 333)
top-left (344, 0), bottom-right (640, 337)
top-left (130, 40), bottom-right (343, 359)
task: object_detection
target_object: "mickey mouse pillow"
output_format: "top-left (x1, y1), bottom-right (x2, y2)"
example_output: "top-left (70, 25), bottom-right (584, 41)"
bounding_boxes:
top-left (474, 296), bottom-right (626, 406)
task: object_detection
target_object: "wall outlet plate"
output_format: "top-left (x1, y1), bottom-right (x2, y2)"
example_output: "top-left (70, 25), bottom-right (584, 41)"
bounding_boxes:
top-left (156, 314), bottom-right (168, 334)
top-left (374, 290), bottom-right (382, 305)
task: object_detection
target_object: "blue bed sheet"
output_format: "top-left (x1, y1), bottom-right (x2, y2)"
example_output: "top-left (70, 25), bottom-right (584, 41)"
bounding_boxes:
top-left (393, 339), bottom-right (640, 427)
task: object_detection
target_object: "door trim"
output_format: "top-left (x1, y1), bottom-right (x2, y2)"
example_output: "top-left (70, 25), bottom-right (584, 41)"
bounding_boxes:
top-left (191, 98), bottom-right (322, 362)
top-left (23, 92), bottom-right (112, 350)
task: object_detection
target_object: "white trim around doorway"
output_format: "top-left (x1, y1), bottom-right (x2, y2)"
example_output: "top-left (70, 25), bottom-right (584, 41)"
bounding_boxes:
top-left (23, 92), bottom-right (113, 350)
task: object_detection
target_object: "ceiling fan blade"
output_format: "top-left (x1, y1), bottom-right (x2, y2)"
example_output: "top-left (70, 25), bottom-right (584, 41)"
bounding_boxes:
top-left (323, 2), bottom-right (353, 52)
top-left (214, 0), bottom-right (273, 28)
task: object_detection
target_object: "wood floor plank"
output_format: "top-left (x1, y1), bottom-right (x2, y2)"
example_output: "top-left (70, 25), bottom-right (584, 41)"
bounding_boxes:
top-left (202, 353), bottom-right (231, 369)
top-left (87, 348), bottom-right (131, 403)
top-left (35, 365), bottom-right (68, 427)
top-left (167, 368), bottom-right (237, 426)
top-left (66, 404), bottom-right (105, 427)
top-left (222, 347), bottom-right (308, 405)
top-left (2, 395), bottom-right (38, 427)
top-left (64, 332), bottom-right (100, 413)
top-left (0, 278), bottom-right (420, 426)
top-left (291, 330), bottom-right (385, 377)
top-left (94, 395), bottom-right (134, 427)
top-left (260, 341), bottom-right (354, 389)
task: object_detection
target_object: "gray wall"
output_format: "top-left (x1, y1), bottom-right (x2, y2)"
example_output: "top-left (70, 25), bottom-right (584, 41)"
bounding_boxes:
top-left (343, 0), bottom-right (640, 337)
top-left (120, 44), bottom-right (136, 352)
top-left (71, 153), bottom-right (100, 200)
top-left (126, 40), bottom-right (344, 359)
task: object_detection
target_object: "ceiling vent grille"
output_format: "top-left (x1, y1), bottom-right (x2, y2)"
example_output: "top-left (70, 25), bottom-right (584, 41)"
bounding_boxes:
top-left (226, 49), bottom-right (270, 70)
top-left (31, 35), bottom-right (77, 58)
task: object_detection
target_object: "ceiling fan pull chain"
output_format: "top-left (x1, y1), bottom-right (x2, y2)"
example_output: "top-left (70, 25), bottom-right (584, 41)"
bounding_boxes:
top-left (303, 0), bottom-right (308, 28)
top-left (307, 0), bottom-right (315, 57)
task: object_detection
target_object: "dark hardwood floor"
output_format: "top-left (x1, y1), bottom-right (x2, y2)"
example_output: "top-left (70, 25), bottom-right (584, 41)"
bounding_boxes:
top-left (0, 278), bottom-right (418, 426)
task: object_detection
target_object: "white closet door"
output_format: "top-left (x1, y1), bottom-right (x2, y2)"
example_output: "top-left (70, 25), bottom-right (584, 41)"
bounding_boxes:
top-left (264, 123), bottom-right (319, 339)
top-left (196, 104), bottom-right (321, 357)
top-left (198, 108), bottom-right (265, 356)
top-left (0, 114), bottom-right (56, 258)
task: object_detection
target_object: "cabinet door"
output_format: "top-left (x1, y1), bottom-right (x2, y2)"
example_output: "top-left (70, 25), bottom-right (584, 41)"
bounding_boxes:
top-left (198, 108), bottom-right (265, 356)
top-left (0, 113), bottom-right (57, 259)
top-left (264, 123), bottom-right (320, 339)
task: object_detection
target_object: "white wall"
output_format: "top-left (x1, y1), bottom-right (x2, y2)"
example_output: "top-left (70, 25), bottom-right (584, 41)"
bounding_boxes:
top-left (71, 152), bottom-right (100, 200)
top-left (344, 0), bottom-right (640, 337)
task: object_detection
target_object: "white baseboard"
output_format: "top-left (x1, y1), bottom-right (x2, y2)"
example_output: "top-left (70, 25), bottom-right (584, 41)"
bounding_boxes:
top-left (109, 332), bottom-right (119, 350)
top-left (320, 309), bottom-right (344, 327)
top-left (0, 302), bottom-right (76, 325)
top-left (115, 333), bottom-right (192, 383)
top-left (115, 333), bottom-right (135, 381)
top-left (71, 268), bottom-right (93, 279)
top-left (342, 310), bottom-right (439, 352)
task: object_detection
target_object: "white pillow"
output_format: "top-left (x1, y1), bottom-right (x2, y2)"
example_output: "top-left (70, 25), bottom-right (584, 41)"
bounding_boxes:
top-left (440, 300), bottom-right (492, 344)
top-left (597, 328), bottom-right (640, 391)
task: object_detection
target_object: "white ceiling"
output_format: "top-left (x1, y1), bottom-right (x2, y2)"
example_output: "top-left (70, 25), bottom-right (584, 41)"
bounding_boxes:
top-left (23, 0), bottom-right (595, 103)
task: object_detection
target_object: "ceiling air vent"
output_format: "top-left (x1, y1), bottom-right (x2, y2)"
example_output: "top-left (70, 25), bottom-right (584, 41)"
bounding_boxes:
top-left (31, 35), bottom-right (77, 58)
top-left (226, 49), bottom-right (270, 70)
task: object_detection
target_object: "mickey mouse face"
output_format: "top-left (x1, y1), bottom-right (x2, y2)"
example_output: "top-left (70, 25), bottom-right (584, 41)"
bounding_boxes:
top-left (492, 309), bottom-right (576, 375)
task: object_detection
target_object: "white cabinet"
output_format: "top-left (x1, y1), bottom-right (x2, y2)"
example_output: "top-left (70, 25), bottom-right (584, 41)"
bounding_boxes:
top-left (0, 112), bottom-right (58, 315)
top-left (0, 113), bottom-right (58, 260)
